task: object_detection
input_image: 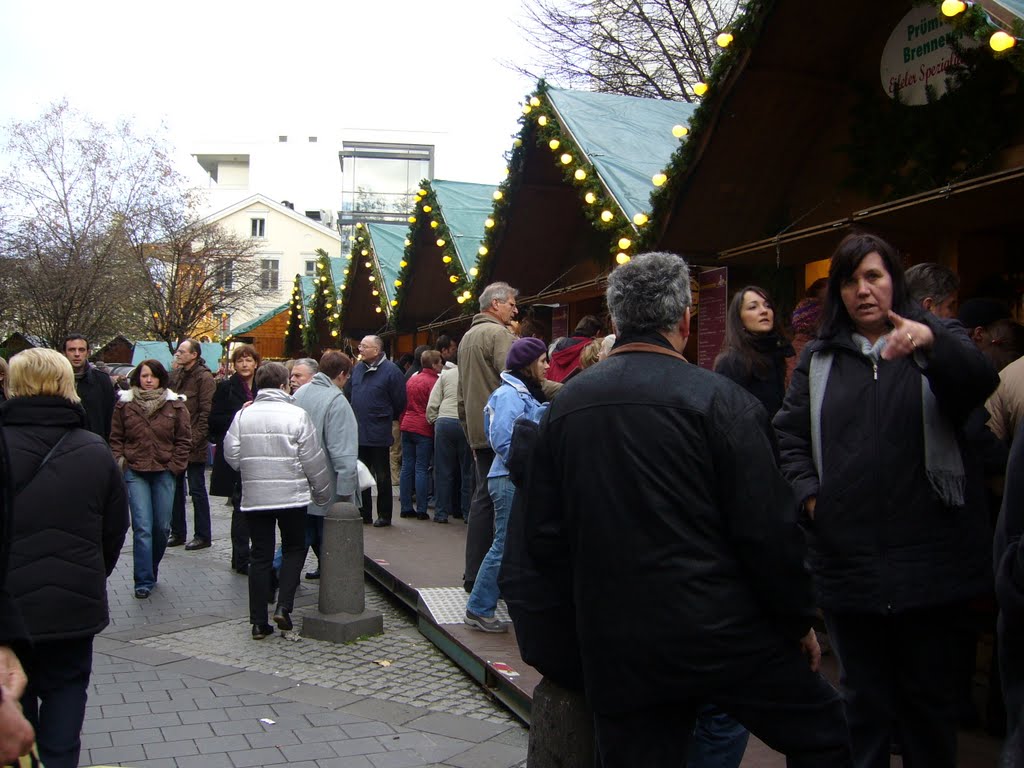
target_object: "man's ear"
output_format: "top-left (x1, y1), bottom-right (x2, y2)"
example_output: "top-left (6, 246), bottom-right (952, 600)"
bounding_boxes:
top-left (679, 308), bottom-right (691, 342)
top-left (922, 297), bottom-right (935, 313)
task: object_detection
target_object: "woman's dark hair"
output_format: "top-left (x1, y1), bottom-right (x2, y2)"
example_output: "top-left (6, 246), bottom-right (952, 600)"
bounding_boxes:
top-left (130, 359), bottom-right (169, 389)
top-left (231, 343), bottom-right (262, 366)
top-left (819, 231), bottom-right (916, 339)
top-left (718, 286), bottom-right (787, 375)
top-left (254, 361), bottom-right (288, 392)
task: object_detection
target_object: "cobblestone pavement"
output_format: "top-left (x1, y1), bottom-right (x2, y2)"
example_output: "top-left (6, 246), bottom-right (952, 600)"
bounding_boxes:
top-left (82, 489), bottom-right (528, 768)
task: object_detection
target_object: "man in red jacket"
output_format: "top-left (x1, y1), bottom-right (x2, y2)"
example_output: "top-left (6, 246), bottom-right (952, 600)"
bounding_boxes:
top-left (399, 350), bottom-right (443, 520)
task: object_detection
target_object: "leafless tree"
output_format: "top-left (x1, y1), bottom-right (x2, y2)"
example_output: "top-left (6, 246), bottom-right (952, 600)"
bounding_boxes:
top-left (516, 0), bottom-right (742, 101)
top-left (128, 209), bottom-right (270, 353)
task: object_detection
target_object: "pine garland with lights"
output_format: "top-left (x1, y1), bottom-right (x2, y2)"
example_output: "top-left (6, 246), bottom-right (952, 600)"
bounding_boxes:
top-left (391, 182), bottom-right (474, 322)
top-left (338, 222), bottom-right (392, 331)
top-left (301, 248), bottom-right (342, 355)
top-left (284, 275), bottom-right (306, 357)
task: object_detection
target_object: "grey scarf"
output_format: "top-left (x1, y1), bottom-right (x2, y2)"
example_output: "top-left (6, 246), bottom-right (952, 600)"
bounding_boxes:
top-left (809, 334), bottom-right (964, 507)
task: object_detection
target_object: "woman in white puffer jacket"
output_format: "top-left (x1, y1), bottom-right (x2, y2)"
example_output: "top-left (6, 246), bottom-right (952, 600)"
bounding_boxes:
top-left (224, 362), bottom-right (331, 639)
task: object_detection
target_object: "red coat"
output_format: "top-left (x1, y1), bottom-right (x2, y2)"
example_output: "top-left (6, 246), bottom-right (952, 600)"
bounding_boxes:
top-left (400, 368), bottom-right (439, 438)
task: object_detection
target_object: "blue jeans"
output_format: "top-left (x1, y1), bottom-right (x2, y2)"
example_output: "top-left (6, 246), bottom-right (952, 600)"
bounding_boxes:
top-left (399, 431), bottom-right (433, 515)
top-left (125, 468), bottom-right (175, 591)
top-left (466, 475), bottom-right (515, 617)
top-left (687, 704), bottom-right (749, 768)
top-left (434, 417), bottom-right (472, 521)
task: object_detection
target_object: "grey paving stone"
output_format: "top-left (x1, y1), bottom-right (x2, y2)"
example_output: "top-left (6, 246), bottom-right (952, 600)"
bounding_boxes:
top-left (179, 707), bottom-right (233, 724)
top-left (129, 758), bottom-right (179, 768)
top-left (88, 744), bottom-right (147, 764)
top-left (293, 725), bottom-right (347, 743)
top-left (88, 693), bottom-right (126, 706)
top-left (384, 732), bottom-right (474, 763)
top-left (130, 712), bottom-right (183, 729)
top-left (123, 689), bottom-right (173, 703)
top-left (196, 695), bottom-right (242, 709)
top-left (159, 722), bottom-right (215, 741)
top-left (148, 697), bottom-right (198, 714)
top-left (107, 645), bottom-right (190, 666)
top-left (81, 715), bottom-right (134, 733)
top-left (157, 658), bottom-right (240, 680)
top-left (113, 669), bottom-right (162, 682)
top-left (316, 757), bottom-right (374, 768)
top-left (281, 741), bottom-right (340, 761)
top-left (212, 719), bottom-right (268, 737)
top-left (445, 741), bottom-right (528, 768)
top-left (276, 684), bottom-right (363, 710)
top-left (93, 635), bottom-right (132, 653)
top-left (404, 713), bottom-right (510, 744)
top-left (110, 726), bottom-right (165, 746)
top-left (80, 731), bottom-right (113, 749)
top-left (244, 729), bottom-right (302, 749)
top-left (224, 704), bottom-right (283, 721)
top-left (176, 752), bottom-right (235, 768)
top-left (488, 727), bottom-right (529, 749)
top-left (227, 746), bottom-right (288, 766)
top-left (339, 699), bottom-right (431, 726)
top-left (195, 734), bottom-right (253, 753)
top-left (341, 721), bottom-right (396, 739)
top-left (94, 681), bottom-right (144, 695)
top-left (367, 750), bottom-right (430, 768)
top-left (217, 670), bottom-right (297, 694)
top-left (143, 739), bottom-right (200, 759)
top-left (327, 737), bottom-right (389, 757)
top-left (101, 701), bottom-right (153, 717)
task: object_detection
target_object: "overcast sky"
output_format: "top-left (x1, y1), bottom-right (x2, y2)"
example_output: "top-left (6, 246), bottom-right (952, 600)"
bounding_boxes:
top-left (0, 1), bottom-right (542, 189)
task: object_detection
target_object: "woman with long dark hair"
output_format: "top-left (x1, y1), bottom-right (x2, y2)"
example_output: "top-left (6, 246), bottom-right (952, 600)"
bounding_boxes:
top-left (714, 286), bottom-right (793, 417)
top-left (773, 231), bottom-right (998, 767)
top-left (110, 359), bottom-right (192, 599)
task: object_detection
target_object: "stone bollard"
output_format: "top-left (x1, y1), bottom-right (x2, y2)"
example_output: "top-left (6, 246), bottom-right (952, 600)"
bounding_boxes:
top-left (528, 677), bottom-right (598, 768)
top-left (302, 500), bottom-right (384, 643)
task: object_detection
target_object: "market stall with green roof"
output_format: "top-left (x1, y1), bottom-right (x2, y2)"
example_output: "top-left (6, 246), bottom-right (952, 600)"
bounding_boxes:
top-left (390, 179), bottom-right (495, 348)
top-left (336, 221), bottom-right (407, 350)
top-left (642, 0), bottom-right (1024, 302)
top-left (465, 83), bottom-right (697, 337)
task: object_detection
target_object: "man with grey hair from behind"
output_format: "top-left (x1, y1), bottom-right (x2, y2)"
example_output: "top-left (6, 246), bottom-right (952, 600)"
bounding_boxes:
top-left (522, 252), bottom-right (851, 767)
top-left (905, 262), bottom-right (960, 319)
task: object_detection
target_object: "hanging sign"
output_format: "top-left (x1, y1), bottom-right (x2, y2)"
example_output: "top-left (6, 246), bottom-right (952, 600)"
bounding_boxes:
top-left (697, 267), bottom-right (727, 371)
top-left (879, 8), bottom-right (978, 105)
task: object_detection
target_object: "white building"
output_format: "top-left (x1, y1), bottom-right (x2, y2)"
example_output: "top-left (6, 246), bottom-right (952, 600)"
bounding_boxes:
top-left (204, 193), bottom-right (342, 330)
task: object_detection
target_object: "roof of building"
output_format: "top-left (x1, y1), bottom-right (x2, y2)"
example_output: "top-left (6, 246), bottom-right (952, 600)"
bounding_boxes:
top-left (203, 193), bottom-right (342, 240)
top-left (366, 222), bottom-right (408, 307)
top-left (430, 180), bottom-right (495, 273)
top-left (228, 303), bottom-right (289, 338)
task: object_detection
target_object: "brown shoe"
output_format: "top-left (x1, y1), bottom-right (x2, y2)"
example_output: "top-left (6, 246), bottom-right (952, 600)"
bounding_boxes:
top-left (184, 537), bottom-right (211, 551)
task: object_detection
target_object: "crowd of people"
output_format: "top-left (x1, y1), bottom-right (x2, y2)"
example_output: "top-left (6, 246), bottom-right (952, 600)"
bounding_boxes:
top-left (1, 229), bottom-right (1023, 765)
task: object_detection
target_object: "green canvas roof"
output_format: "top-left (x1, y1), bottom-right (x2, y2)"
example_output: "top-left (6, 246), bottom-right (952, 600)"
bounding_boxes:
top-left (547, 87), bottom-right (698, 222)
top-left (993, 0), bottom-right (1024, 20)
top-left (366, 222), bottom-right (408, 305)
top-left (132, 340), bottom-right (224, 369)
top-left (228, 302), bottom-right (288, 337)
top-left (431, 180), bottom-right (494, 272)
top-left (329, 257), bottom-right (346, 286)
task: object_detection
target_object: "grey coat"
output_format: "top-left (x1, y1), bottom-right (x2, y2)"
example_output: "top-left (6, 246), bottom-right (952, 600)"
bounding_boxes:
top-left (223, 388), bottom-right (332, 512)
top-left (293, 372), bottom-right (359, 516)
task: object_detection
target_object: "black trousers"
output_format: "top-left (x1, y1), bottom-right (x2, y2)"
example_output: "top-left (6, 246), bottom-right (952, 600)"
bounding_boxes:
top-left (464, 446), bottom-right (495, 590)
top-left (21, 635), bottom-right (94, 768)
top-left (171, 461), bottom-right (212, 541)
top-left (359, 445), bottom-right (392, 523)
top-left (593, 645), bottom-right (851, 768)
top-left (825, 606), bottom-right (959, 768)
top-left (247, 507), bottom-right (306, 624)
top-left (229, 485), bottom-right (250, 570)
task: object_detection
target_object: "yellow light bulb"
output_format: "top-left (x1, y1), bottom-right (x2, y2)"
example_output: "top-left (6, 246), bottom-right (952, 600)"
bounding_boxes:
top-left (418, 188), bottom-right (427, 196)
top-left (478, 246), bottom-right (488, 256)
top-left (485, 218), bottom-right (495, 228)
top-left (436, 238), bottom-right (446, 247)
top-left (408, 216), bottom-right (416, 223)
top-left (504, 166), bottom-right (510, 177)
top-left (355, 222), bottom-right (363, 229)
top-left (538, 115), bottom-right (548, 126)
top-left (364, 261), bottom-right (371, 268)
top-left (529, 96), bottom-right (541, 107)
top-left (513, 138), bottom-right (523, 148)
top-left (585, 192), bottom-right (597, 204)
top-left (493, 190), bottom-right (503, 200)
top-left (618, 237), bottom-right (632, 250)
top-left (457, 296), bottom-right (466, 304)
top-left (560, 153), bottom-right (573, 165)
top-left (422, 204), bottom-right (432, 212)
top-left (991, 30), bottom-right (1017, 51)
top-left (372, 289), bottom-right (379, 296)
top-left (346, 254), bottom-right (352, 260)
top-left (343, 268), bottom-right (349, 274)
top-left (299, 323), bottom-right (304, 329)
top-left (672, 124), bottom-right (689, 138)
top-left (693, 82), bottom-right (708, 96)
top-left (574, 169), bottom-right (587, 181)
top-left (941, 0), bottom-right (967, 15)
top-left (652, 173), bottom-right (668, 187)
top-left (391, 300), bottom-right (398, 306)
top-left (357, 236), bottom-right (364, 242)
top-left (600, 210), bottom-right (614, 222)
top-left (548, 139), bottom-right (560, 150)
top-left (375, 306), bottom-right (382, 313)
top-left (331, 329), bottom-right (338, 337)
top-left (430, 220), bottom-right (439, 229)
top-left (633, 213), bottom-right (649, 226)
top-left (716, 32), bottom-right (734, 47)
top-left (449, 275), bottom-right (458, 284)
top-left (394, 279), bottom-right (402, 287)
top-left (463, 290), bottom-right (471, 298)
top-left (361, 249), bottom-right (368, 256)
top-left (400, 259), bottom-right (408, 268)
top-left (404, 238), bottom-right (411, 246)
top-left (523, 104), bottom-right (533, 115)
top-left (616, 253), bottom-right (630, 265)
top-left (469, 267), bottom-right (478, 276)
top-left (368, 275), bottom-right (376, 282)
top-left (442, 255), bottom-right (452, 263)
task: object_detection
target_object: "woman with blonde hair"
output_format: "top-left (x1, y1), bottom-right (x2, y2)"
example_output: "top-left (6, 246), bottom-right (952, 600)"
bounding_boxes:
top-left (110, 359), bottom-right (191, 599)
top-left (1, 348), bottom-right (128, 768)
top-left (0, 356), bottom-right (9, 401)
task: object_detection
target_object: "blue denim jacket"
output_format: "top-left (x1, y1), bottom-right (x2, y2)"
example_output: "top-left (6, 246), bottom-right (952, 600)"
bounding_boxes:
top-left (484, 371), bottom-right (549, 478)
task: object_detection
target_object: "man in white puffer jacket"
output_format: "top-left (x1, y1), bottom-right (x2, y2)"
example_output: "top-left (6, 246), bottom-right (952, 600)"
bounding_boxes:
top-left (224, 362), bottom-right (331, 639)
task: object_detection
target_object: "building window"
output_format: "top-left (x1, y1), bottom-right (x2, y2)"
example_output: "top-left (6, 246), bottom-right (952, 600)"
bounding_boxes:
top-left (260, 259), bottom-right (279, 291)
top-left (251, 217), bottom-right (266, 238)
top-left (308, 136), bottom-right (318, 143)
top-left (304, 260), bottom-right (316, 276)
top-left (278, 135), bottom-right (288, 143)
top-left (213, 260), bottom-right (234, 292)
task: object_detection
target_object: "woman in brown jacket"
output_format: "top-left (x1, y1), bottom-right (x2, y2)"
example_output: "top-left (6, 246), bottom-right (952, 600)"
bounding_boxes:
top-left (110, 359), bottom-right (191, 598)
